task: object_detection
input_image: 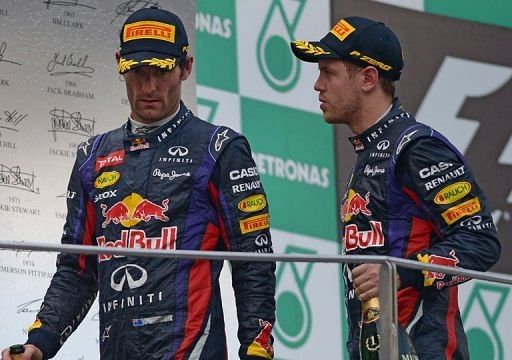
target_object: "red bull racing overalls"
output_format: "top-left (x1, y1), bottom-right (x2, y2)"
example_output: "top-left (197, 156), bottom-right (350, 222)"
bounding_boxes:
top-left (25, 103), bottom-right (276, 360)
top-left (341, 99), bottom-right (500, 360)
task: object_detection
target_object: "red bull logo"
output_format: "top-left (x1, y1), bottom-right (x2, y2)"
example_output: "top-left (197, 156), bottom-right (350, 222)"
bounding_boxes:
top-left (100, 193), bottom-right (169, 228)
top-left (97, 227), bottom-right (177, 262)
top-left (344, 221), bottom-right (384, 251)
top-left (247, 319), bottom-right (274, 359)
top-left (418, 249), bottom-right (459, 287)
top-left (341, 190), bottom-right (372, 222)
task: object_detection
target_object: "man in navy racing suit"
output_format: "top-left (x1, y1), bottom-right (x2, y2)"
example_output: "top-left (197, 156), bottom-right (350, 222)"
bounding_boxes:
top-left (290, 16), bottom-right (500, 359)
top-left (1, 6), bottom-right (275, 360)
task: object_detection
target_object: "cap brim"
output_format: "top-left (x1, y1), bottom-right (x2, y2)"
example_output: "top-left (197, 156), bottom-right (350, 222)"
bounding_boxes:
top-left (290, 40), bottom-right (340, 62)
top-left (118, 51), bottom-right (182, 74)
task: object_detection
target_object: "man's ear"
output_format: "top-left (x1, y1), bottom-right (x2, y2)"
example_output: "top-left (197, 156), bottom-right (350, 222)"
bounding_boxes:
top-left (360, 66), bottom-right (379, 92)
top-left (180, 56), bottom-right (194, 81)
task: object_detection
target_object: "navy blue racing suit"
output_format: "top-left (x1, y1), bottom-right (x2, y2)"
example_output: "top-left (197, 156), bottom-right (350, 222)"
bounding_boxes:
top-left (26, 103), bottom-right (276, 360)
top-left (341, 99), bottom-right (500, 360)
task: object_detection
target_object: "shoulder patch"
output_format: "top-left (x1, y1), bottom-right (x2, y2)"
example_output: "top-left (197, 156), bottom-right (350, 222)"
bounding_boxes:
top-left (393, 124), bottom-right (434, 161)
top-left (208, 126), bottom-right (240, 160)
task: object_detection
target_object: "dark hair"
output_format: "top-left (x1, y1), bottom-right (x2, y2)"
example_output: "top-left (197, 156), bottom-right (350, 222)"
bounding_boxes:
top-left (343, 61), bottom-right (396, 98)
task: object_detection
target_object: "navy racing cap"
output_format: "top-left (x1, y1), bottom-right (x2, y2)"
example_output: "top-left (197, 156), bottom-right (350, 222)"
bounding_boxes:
top-left (290, 16), bottom-right (404, 81)
top-left (118, 6), bottom-right (189, 74)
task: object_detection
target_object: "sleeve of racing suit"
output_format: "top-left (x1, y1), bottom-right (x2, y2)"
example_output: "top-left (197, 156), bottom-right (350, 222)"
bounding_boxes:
top-left (395, 136), bottom-right (501, 290)
top-left (25, 140), bottom-right (99, 359)
top-left (209, 136), bottom-right (276, 360)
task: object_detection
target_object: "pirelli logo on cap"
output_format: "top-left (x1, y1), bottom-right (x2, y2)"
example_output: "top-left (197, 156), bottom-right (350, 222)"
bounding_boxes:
top-left (124, 21), bottom-right (176, 43)
top-left (330, 19), bottom-right (356, 42)
top-left (240, 213), bottom-right (270, 234)
top-left (441, 197), bottom-right (481, 225)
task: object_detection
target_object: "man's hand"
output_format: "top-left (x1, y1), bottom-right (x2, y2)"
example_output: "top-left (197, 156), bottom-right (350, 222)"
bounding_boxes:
top-left (1, 344), bottom-right (43, 360)
top-left (352, 264), bottom-right (402, 302)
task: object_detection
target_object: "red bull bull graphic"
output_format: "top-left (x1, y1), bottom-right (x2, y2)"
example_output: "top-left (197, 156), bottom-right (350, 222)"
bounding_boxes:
top-left (417, 249), bottom-right (461, 287)
top-left (97, 227), bottom-right (177, 262)
top-left (341, 190), bottom-right (372, 222)
top-left (100, 193), bottom-right (169, 228)
top-left (344, 221), bottom-right (384, 252)
top-left (247, 319), bottom-right (274, 359)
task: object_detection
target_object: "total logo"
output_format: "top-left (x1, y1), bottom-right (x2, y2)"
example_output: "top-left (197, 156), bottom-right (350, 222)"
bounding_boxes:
top-left (96, 150), bottom-right (125, 172)
top-left (340, 190), bottom-right (372, 222)
top-left (100, 193), bottom-right (169, 228)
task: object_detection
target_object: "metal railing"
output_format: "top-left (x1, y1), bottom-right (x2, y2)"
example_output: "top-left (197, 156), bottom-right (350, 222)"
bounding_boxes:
top-left (1, 240), bottom-right (512, 359)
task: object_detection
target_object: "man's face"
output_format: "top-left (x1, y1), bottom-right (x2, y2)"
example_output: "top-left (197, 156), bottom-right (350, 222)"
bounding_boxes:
top-left (123, 60), bottom-right (191, 124)
top-left (314, 59), bottom-right (361, 126)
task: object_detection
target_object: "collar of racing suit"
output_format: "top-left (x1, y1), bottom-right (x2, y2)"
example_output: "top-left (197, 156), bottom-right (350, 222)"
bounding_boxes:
top-left (348, 98), bottom-right (411, 153)
top-left (123, 100), bottom-right (193, 153)
top-left (129, 104), bottom-right (181, 135)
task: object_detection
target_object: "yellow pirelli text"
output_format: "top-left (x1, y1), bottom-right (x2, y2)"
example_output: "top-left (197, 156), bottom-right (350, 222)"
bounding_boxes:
top-left (124, 21), bottom-right (176, 43)
top-left (441, 197), bottom-right (481, 225)
top-left (239, 213), bottom-right (270, 234)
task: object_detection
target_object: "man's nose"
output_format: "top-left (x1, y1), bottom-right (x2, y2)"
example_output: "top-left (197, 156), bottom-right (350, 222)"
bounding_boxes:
top-left (314, 77), bottom-right (323, 92)
top-left (141, 73), bottom-right (157, 92)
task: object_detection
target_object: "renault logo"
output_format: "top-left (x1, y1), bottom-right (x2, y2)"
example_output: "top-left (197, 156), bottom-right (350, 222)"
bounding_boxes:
top-left (168, 146), bottom-right (189, 156)
top-left (111, 264), bottom-right (148, 292)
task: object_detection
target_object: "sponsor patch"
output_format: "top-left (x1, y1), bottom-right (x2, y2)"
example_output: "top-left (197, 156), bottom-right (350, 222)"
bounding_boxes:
top-left (240, 213), bottom-right (270, 234)
top-left (215, 129), bottom-right (230, 151)
top-left (94, 171), bottom-right (120, 189)
top-left (133, 314), bottom-right (173, 327)
top-left (434, 181), bottom-right (471, 205)
top-left (247, 319), bottom-right (274, 359)
top-left (97, 227), bottom-right (177, 262)
top-left (441, 197), bottom-right (481, 225)
top-left (419, 161), bottom-right (454, 179)
top-left (96, 150), bottom-right (125, 172)
top-left (343, 221), bottom-right (384, 251)
top-left (232, 180), bottom-right (262, 194)
top-left (123, 20), bottom-right (176, 43)
top-left (424, 165), bottom-right (465, 191)
top-left (230, 166), bottom-right (259, 180)
top-left (417, 250), bottom-right (459, 287)
top-left (129, 138), bottom-right (149, 152)
top-left (341, 190), bottom-right (372, 222)
top-left (100, 193), bottom-right (169, 228)
top-left (238, 194), bottom-right (267, 213)
top-left (330, 19), bottom-right (356, 41)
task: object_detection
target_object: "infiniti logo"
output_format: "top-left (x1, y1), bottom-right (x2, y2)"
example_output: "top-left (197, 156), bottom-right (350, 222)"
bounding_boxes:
top-left (255, 234), bottom-right (269, 247)
top-left (168, 146), bottom-right (189, 157)
top-left (460, 215), bottom-right (482, 227)
top-left (111, 264), bottom-right (148, 292)
top-left (376, 140), bottom-right (390, 151)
